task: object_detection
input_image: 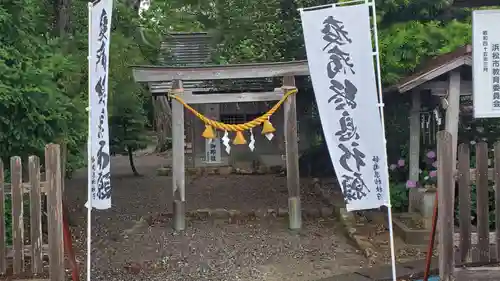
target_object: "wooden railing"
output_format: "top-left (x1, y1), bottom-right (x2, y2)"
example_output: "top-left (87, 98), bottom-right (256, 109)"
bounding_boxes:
top-left (437, 131), bottom-right (500, 281)
top-left (0, 144), bottom-right (64, 280)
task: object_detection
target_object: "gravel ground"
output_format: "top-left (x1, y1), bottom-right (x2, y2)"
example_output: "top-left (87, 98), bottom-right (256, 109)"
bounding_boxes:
top-left (63, 153), bottom-right (367, 281)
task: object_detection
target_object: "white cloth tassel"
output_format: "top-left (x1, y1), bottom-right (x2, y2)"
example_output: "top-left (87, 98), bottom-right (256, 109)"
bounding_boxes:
top-left (249, 129), bottom-right (255, 151)
top-left (222, 130), bottom-right (231, 154)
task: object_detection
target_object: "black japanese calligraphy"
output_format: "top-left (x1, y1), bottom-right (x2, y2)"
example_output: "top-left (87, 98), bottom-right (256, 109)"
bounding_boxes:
top-left (341, 173), bottom-right (369, 203)
top-left (321, 14), bottom-right (370, 203)
top-left (372, 156), bottom-right (383, 201)
top-left (335, 111), bottom-right (359, 141)
top-left (338, 143), bottom-right (366, 172)
top-left (95, 77), bottom-right (107, 105)
top-left (328, 79), bottom-right (357, 110)
top-left (99, 9), bottom-right (109, 41)
top-left (492, 43), bottom-right (500, 109)
top-left (98, 109), bottom-right (105, 138)
top-left (96, 140), bottom-right (111, 200)
top-left (95, 41), bottom-right (107, 71)
top-left (322, 16), bottom-right (352, 51)
top-left (327, 46), bottom-right (355, 79)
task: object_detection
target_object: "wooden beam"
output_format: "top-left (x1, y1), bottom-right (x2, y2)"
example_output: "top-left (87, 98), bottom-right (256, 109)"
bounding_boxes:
top-left (408, 90), bottom-right (421, 213)
top-left (445, 70), bottom-right (461, 170)
top-left (132, 60), bottom-right (309, 82)
top-left (283, 76), bottom-right (301, 230)
top-left (420, 80), bottom-right (472, 96)
top-left (180, 90), bottom-right (284, 104)
top-left (3, 181), bottom-right (49, 195)
top-left (398, 55), bottom-right (470, 93)
top-left (171, 80), bottom-right (186, 231)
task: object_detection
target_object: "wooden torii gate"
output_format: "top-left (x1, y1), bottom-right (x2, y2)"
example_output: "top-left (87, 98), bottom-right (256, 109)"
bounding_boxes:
top-left (132, 61), bottom-right (310, 230)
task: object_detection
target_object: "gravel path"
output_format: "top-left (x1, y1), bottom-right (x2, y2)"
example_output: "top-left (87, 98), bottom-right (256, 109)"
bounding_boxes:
top-left (64, 153), bottom-right (366, 281)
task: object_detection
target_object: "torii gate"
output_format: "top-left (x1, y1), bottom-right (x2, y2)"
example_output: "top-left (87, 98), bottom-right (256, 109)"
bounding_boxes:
top-left (132, 60), bottom-right (310, 231)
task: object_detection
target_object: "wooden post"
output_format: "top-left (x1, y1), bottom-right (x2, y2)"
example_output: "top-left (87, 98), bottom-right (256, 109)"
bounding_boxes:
top-left (437, 131), bottom-right (455, 281)
top-left (283, 76), bottom-right (301, 230)
top-left (476, 142), bottom-right (490, 262)
top-left (409, 90), bottom-right (421, 212)
top-left (45, 144), bottom-right (65, 281)
top-left (10, 156), bottom-right (24, 274)
top-left (29, 156), bottom-right (43, 274)
top-left (171, 80), bottom-right (186, 231)
top-left (445, 70), bottom-right (461, 170)
top-left (457, 143), bottom-right (472, 262)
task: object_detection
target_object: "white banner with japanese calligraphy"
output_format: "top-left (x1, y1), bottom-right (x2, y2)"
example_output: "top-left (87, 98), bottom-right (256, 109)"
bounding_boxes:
top-left (87, 0), bottom-right (113, 210)
top-left (473, 9), bottom-right (500, 118)
top-left (300, 4), bottom-right (389, 211)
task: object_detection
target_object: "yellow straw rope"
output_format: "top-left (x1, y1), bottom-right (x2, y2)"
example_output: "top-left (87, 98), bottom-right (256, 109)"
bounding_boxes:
top-left (168, 88), bottom-right (298, 132)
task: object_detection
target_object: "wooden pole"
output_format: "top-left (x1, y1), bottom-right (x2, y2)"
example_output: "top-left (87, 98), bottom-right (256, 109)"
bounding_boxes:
top-left (408, 90), bottom-right (421, 212)
top-left (437, 131), bottom-right (455, 281)
top-left (171, 80), bottom-right (186, 231)
top-left (283, 76), bottom-right (301, 230)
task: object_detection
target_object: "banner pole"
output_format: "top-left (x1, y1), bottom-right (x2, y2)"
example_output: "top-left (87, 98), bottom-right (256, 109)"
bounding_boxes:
top-left (368, 0), bottom-right (397, 279)
top-left (87, 2), bottom-right (93, 281)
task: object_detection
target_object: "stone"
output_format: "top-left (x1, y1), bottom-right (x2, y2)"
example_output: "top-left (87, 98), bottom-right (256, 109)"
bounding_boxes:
top-left (218, 166), bottom-right (233, 175)
top-left (228, 209), bottom-right (241, 217)
top-left (156, 167), bottom-right (171, 176)
top-left (277, 208), bottom-right (288, 217)
top-left (305, 208), bottom-right (320, 218)
top-left (205, 167), bottom-right (217, 175)
top-left (124, 262), bottom-right (143, 274)
top-left (269, 165), bottom-right (283, 174)
top-left (186, 167), bottom-right (199, 176)
top-left (267, 208), bottom-right (277, 217)
top-left (212, 208), bottom-right (229, 218)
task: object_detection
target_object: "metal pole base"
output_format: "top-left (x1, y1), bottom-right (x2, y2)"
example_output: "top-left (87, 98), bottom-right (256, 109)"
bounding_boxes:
top-left (288, 196), bottom-right (302, 230)
top-left (173, 200), bottom-right (185, 231)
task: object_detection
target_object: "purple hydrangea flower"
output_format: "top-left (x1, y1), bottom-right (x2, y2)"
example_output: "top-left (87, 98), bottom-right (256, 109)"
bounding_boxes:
top-left (406, 180), bottom-right (417, 188)
top-left (432, 161), bottom-right (438, 168)
top-left (426, 150), bottom-right (436, 159)
top-left (397, 159), bottom-right (405, 167)
top-left (429, 170), bottom-right (437, 178)
top-left (389, 164), bottom-right (397, 171)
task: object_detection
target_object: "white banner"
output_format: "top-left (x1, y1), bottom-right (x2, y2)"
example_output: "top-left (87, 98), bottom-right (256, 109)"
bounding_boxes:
top-left (473, 9), bottom-right (500, 118)
top-left (87, 0), bottom-right (113, 210)
top-left (300, 4), bottom-right (389, 211)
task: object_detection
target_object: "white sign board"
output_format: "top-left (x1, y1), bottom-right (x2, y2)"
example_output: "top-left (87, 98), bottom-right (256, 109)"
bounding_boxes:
top-left (300, 4), bottom-right (389, 211)
top-left (473, 9), bottom-right (500, 118)
top-left (205, 138), bottom-right (222, 163)
top-left (87, 0), bottom-right (113, 210)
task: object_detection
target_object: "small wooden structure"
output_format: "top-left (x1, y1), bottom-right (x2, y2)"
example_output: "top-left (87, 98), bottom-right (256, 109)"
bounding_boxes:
top-left (0, 144), bottom-right (65, 280)
top-left (388, 45), bottom-right (473, 213)
top-left (437, 131), bottom-right (500, 281)
top-left (133, 60), bottom-right (310, 230)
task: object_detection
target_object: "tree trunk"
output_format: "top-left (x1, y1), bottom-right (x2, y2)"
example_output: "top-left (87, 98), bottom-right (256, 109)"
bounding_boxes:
top-left (127, 145), bottom-right (141, 176)
top-left (54, 0), bottom-right (71, 37)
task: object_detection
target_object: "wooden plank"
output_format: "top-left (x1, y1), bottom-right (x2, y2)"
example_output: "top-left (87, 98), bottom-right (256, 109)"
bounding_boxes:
top-left (0, 160), bottom-right (5, 274)
top-left (496, 142), bottom-right (500, 261)
top-left (422, 80), bottom-right (472, 95)
top-left (180, 90), bottom-right (284, 104)
top-left (60, 142), bottom-right (67, 192)
top-left (45, 144), bottom-right (65, 281)
top-left (171, 80), bottom-right (186, 231)
top-left (469, 168), bottom-right (494, 183)
top-left (132, 60), bottom-right (309, 81)
top-left (29, 156), bottom-right (43, 274)
top-left (11, 156), bottom-right (24, 274)
top-left (458, 143), bottom-right (472, 262)
top-left (6, 244), bottom-right (50, 258)
top-left (445, 70), bottom-right (461, 170)
top-left (476, 142), bottom-right (490, 262)
top-left (283, 76), bottom-right (301, 230)
top-left (3, 181), bottom-right (49, 195)
top-left (408, 89), bottom-right (421, 212)
top-left (437, 131), bottom-right (455, 281)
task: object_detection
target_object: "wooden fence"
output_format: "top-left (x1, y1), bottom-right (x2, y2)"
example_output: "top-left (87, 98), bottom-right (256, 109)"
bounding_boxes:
top-left (0, 144), bottom-right (64, 280)
top-left (437, 131), bottom-right (500, 281)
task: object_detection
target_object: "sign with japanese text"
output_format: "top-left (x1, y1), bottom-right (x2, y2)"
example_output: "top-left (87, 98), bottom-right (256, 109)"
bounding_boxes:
top-left (473, 9), bottom-right (500, 118)
top-left (300, 4), bottom-right (389, 211)
top-left (87, 0), bottom-right (113, 210)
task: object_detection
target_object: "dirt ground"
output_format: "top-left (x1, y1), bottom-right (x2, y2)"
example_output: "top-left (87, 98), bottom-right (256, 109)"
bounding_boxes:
top-left (64, 152), bottom-right (368, 281)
